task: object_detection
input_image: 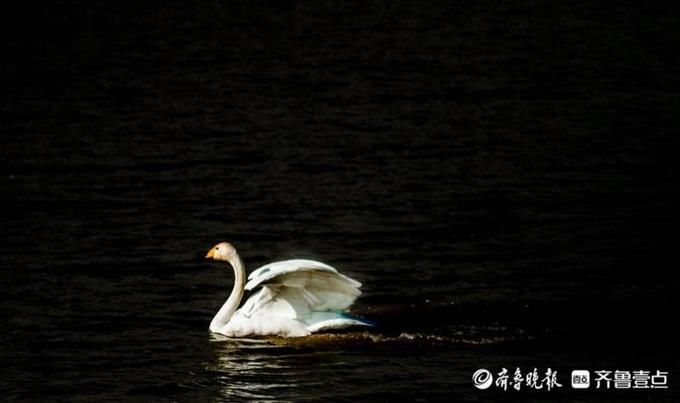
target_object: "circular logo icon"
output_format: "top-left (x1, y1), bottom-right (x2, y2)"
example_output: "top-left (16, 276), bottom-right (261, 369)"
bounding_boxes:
top-left (473, 369), bottom-right (493, 390)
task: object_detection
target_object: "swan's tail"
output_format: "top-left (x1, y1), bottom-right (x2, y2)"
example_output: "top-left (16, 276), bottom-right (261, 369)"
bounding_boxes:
top-left (305, 312), bottom-right (376, 333)
top-left (339, 312), bottom-right (377, 327)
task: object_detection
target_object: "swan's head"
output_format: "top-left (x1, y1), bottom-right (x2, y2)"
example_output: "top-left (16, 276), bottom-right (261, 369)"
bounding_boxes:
top-left (205, 242), bottom-right (236, 262)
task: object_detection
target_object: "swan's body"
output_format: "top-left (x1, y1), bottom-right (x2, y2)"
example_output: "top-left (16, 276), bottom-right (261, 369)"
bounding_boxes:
top-left (205, 242), bottom-right (372, 337)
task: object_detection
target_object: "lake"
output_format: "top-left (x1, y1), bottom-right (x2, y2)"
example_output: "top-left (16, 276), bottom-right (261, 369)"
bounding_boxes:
top-left (2, 1), bottom-right (679, 400)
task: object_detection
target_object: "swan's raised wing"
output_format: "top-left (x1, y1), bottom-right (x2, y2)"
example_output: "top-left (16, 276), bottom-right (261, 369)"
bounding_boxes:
top-left (247, 259), bottom-right (355, 285)
top-left (243, 259), bottom-right (362, 313)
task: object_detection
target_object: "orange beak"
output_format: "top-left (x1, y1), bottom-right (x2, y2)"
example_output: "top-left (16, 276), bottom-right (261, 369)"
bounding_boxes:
top-left (205, 248), bottom-right (215, 259)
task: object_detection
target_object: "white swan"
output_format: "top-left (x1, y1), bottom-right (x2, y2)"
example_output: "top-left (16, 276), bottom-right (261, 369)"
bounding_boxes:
top-left (205, 242), bottom-right (373, 337)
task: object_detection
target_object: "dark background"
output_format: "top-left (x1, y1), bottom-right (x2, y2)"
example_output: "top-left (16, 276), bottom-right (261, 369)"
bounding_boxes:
top-left (2, 1), bottom-right (679, 401)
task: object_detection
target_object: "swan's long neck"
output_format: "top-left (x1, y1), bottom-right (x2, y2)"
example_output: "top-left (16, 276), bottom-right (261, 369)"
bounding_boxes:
top-left (210, 253), bottom-right (245, 332)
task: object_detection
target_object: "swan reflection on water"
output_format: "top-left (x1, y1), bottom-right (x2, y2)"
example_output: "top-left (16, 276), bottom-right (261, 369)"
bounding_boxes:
top-left (205, 334), bottom-right (328, 401)
top-left (203, 325), bottom-right (528, 400)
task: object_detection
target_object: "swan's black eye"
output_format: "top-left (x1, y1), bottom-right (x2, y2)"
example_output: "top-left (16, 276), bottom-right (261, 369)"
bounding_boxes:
top-left (215, 247), bottom-right (219, 250)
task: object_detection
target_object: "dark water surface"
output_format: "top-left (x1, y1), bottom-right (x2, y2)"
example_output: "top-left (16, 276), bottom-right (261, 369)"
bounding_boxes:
top-left (2, 1), bottom-right (680, 401)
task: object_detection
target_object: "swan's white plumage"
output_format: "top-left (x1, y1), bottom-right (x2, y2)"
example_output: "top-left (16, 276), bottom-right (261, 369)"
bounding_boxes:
top-left (246, 259), bottom-right (361, 289)
top-left (206, 244), bottom-right (370, 337)
top-left (246, 260), bottom-right (361, 310)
